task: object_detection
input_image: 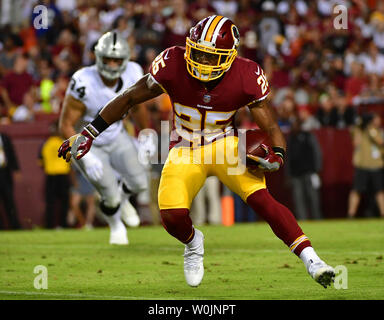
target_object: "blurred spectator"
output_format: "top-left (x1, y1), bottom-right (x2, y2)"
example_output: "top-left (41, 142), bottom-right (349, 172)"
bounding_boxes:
top-left (12, 91), bottom-right (41, 122)
top-left (51, 28), bottom-right (82, 76)
top-left (67, 166), bottom-right (96, 230)
top-left (360, 41), bottom-right (384, 76)
top-left (334, 95), bottom-right (357, 129)
top-left (286, 118), bottom-right (323, 220)
top-left (356, 73), bottom-right (384, 104)
top-left (99, 0), bottom-right (125, 31)
top-left (50, 75), bottom-right (69, 114)
top-left (276, 96), bottom-right (296, 133)
top-left (0, 34), bottom-right (19, 76)
top-left (211, 0), bottom-right (238, 21)
top-left (31, 0), bottom-right (64, 46)
top-left (0, 132), bottom-right (21, 229)
top-left (162, 0), bottom-right (193, 48)
top-left (190, 176), bottom-right (222, 226)
top-left (344, 60), bottom-right (366, 104)
top-left (297, 105), bottom-right (321, 131)
top-left (328, 55), bottom-right (347, 92)
top-left (0, 53), bottom-right (35, 117)
top-left (257, 1), bottom-right (283, 54)
top-left (348, 113), bottom-right (384, 218)
top-left (315, 93), bottom-right (338, 127)
top-left (189, 0), bottom-right (216, 23)
top-left (39, 123), bottom-right (71, 229)
top-left (79, 8), bottom-right (102, 66)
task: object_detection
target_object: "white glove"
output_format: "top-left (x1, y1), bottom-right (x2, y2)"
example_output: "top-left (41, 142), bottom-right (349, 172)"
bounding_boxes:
top-left (82, 152), bottom-right (103, 181)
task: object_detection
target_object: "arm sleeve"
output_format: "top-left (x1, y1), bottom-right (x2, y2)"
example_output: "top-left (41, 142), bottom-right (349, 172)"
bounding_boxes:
top-left (149, 47), bottom-right (177, 94)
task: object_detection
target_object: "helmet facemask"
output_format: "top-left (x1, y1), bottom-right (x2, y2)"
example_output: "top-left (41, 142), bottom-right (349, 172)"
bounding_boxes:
top-left (96, 55), bottom-right (128, 80)
top-left (185, 37), bottom-right (237, 82)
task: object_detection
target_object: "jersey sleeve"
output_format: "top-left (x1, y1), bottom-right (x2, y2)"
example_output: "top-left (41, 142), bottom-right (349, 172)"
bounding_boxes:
top-left (130, 61), bottom-right (144, 82)
top-left (66, 69), bottom-right (88, 102)
top-left (149, 46), bottom-right (179, 93)
top-left (242, 61), bottom-right (271, 106)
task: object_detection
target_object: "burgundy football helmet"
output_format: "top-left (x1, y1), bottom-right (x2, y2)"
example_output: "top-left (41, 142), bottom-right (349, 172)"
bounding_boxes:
top-left (185, 15), bottom-right (240, 81)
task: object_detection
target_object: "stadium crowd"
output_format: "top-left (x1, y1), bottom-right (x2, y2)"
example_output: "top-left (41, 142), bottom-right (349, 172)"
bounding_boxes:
top-left (1, 0), bottom-right (384, 229)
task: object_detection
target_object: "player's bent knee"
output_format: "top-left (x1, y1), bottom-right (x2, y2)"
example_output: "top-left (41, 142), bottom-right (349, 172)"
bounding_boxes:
top-left (160, 209), bottom-right (194, 243)
top-left (99, 194), bottom-right (121, 215)
top-left (100, 200), bottom-right (120, 216)
top-left (126, 175), bottom-right (149, 195)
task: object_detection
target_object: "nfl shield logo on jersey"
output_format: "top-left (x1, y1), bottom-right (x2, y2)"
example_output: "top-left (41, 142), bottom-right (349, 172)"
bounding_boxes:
top-left (203, 94), bottom-right (211, 103)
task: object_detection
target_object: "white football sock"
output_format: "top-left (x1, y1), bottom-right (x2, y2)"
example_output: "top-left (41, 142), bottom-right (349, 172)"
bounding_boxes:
top-left (103, 210), bottom-right (122, 230)
top-left (186, 228), bottom-right (202, 249)
top-left (299, 247), bottom-right (322, 267)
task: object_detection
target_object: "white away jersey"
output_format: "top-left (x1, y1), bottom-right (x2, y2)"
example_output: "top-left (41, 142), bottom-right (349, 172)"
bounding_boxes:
top-left (67, 62), bottom-right (144, 146)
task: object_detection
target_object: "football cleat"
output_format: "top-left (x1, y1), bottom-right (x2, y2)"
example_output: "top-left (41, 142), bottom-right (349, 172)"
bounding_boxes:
top-left (120, 198), bottom-right (140, 228)
top-left (184, 229), bottom-right (205, 287)
top-left (308, 260), bottom-right (335, 288)
top-left (109, 220), bottom-right (129, 245)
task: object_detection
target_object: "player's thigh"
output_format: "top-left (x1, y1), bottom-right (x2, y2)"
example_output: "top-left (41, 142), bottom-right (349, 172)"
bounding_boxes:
top-left (211, 136), bottom-right (266, 202)
top-left (109, 131), bottom-right (148, 193)
top-left (215, 164), bottom-right (266, 202)
top-left (158, 148), bottom-right (207, 210)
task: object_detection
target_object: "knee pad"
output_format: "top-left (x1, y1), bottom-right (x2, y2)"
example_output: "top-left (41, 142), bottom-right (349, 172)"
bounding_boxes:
top-left (100, 200), bottom-right (120, 216)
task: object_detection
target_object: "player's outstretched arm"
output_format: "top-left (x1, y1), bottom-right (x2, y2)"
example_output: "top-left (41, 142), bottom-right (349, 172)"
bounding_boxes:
top-left (58, 74), bottom-right (163, 162)
top-left (247, 98), bottom-right (286, 172)
top-left (99, 74), bottom-right (163, 125)
top-left (59, 94), bottom-right (86, 139)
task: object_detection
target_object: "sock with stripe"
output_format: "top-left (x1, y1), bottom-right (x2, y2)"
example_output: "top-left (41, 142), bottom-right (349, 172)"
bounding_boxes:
top-left (247, 188), bottom-right (312, 257)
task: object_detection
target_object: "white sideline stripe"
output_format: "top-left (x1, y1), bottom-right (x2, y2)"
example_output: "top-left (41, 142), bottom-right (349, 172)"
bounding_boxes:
top-left (1, 243), bottom-right (383, 256)
top-left (0, 290), bottom-right (203, 300)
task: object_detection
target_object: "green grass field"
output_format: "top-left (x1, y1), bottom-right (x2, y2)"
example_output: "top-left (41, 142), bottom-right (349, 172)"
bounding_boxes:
top-left (0, 219), bottom-right (383, 300)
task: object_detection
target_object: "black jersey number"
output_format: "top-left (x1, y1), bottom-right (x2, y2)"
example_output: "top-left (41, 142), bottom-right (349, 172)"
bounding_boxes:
top-left (70, 78), bottom-right (86, 99)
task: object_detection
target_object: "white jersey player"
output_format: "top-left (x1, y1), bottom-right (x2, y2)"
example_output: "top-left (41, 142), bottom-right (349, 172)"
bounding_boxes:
top-left (59, 31), bottom-right (148, 245)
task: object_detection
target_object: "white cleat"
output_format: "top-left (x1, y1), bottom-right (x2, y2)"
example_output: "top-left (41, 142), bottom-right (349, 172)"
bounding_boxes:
top-left (308, 260), bottom-right (335, 288)
top-left (120, 198), bottom-right (140, 228)
top-left (184, 229), bottom-right (204, 287)
top-left (109, 220), bottom-right (129, 245)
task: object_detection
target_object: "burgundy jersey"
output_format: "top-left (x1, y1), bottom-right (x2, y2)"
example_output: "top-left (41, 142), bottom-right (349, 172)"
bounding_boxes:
top-left (149, 46), bottom-right (270, 148)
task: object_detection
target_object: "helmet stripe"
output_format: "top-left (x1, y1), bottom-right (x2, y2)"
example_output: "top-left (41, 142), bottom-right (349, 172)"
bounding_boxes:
top-left (211, 17), bottom-right (228, 44)
top-left (201, 15), bottom-right (216, 42)
top-left (204, 15), bottom-right (224, 42)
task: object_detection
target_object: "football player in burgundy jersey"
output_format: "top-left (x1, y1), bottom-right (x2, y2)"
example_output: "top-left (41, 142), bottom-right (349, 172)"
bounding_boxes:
top-left (58, 16), bottom-right (335, 288)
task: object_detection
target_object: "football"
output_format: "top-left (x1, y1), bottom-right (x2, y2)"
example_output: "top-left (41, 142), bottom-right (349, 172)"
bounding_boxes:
top-left (244, 129), bottom-right (271, 169)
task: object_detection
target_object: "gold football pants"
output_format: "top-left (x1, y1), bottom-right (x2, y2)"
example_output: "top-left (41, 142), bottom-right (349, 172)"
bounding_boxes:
top-left (158, 135), bottom-right (266, 210)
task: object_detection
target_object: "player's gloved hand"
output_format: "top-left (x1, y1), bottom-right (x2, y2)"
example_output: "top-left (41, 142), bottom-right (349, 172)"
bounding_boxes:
top-left (58, 129), bottom-right (94, 162)
top-left (82, 152), bottom-right (103, 181)
top-left (246, 144), bottom-right (284, 172)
